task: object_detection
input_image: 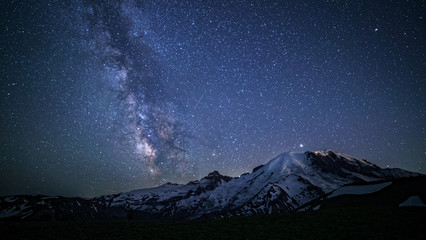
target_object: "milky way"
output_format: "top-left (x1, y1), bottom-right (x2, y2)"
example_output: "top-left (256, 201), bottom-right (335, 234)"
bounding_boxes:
top-left (1, 0), bottom-right (425, 197)
top-left (84, 1), bottom-right (188, 178)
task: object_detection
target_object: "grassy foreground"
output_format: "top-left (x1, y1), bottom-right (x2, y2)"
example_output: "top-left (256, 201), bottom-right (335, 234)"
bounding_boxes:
top-left (1, 207), bottom-right (425, 240)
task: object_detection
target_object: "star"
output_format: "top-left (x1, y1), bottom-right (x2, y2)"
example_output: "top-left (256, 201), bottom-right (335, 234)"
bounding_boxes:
top-left (0, 0), bottom-right (424, 197)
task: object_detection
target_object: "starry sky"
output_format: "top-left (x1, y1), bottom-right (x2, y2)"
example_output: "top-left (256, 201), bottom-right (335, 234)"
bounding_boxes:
top-left (1, 0), bottom-right (425, 197)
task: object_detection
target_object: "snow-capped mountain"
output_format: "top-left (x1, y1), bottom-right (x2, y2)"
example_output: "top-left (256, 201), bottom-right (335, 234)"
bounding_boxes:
top-left (0, 150), bottom-right (422, 221)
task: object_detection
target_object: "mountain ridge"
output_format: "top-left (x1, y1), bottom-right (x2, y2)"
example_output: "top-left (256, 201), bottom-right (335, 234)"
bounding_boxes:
top-left (0, 149), bottom-right (423, 221)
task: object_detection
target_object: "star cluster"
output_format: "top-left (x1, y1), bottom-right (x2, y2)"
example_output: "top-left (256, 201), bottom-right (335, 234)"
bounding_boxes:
top-left (1, 0), bottom-right (425, 197)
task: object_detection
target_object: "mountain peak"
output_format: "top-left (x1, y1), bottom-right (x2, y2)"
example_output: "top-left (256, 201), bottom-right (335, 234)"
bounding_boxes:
top-left (261, 152), bottom-right (308, 175)
top-left (207, 171), bottom-right (222, 177)
top-left (200, 170), bottom-right (233, 183)
top-left (309, 149), bottom-right (338, 157)
top-left (309, 149), bottom-right (379, 168)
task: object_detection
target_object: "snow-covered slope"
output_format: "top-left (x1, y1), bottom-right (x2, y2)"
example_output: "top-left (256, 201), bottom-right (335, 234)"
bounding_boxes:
top-left (0, 150), bottom-right (422, 221)
top-left (327, 182), bottom-right (392, 198)
top-left (399, 196), bottom-right (425, 207)
top-left (93, 150), bottom-right (423, 219)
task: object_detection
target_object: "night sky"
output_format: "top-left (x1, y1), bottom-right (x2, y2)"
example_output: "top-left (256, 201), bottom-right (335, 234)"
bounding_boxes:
top-left (1, 0), bottom-right (425, 197)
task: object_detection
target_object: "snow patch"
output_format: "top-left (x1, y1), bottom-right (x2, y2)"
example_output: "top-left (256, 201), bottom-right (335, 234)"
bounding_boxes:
top-left (4, 197), bottom-right (16, 203)
top-left (21, 210), bottom-right (33, 219)
top-left (0, 206), bottom-right (21, 218)
top-left (297, 206), bottom-right (308, 212)
top-left (41, 197), bottom-right (59, 200)
top-left (340, 168), bottom-right (381, 182)
top-left (328, 182), bottom-right (392, 198)
top-left (399, 196), bottom-right (425, 207)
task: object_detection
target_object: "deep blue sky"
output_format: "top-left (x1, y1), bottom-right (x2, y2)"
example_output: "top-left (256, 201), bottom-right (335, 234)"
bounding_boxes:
top-left (1, 0), bottom-right (425, 197)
